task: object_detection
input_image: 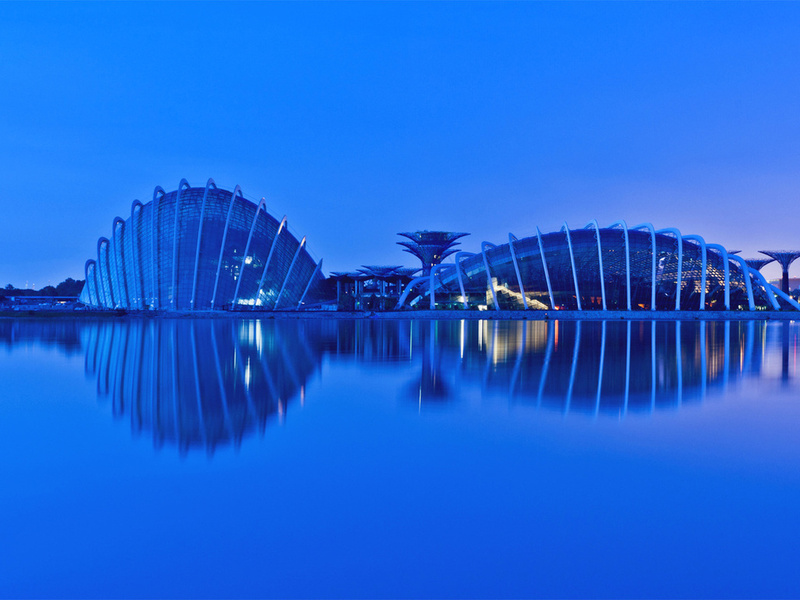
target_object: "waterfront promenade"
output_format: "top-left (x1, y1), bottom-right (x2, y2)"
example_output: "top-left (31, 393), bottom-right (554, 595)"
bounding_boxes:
top-left (2, 309), bottom-right (799, 321)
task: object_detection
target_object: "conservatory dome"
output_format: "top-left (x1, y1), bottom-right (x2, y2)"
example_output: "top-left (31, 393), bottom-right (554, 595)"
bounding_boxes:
top-left (398, 221), bottom-right (800, 312)
top-left (79, 179), bottom-right (324, 311)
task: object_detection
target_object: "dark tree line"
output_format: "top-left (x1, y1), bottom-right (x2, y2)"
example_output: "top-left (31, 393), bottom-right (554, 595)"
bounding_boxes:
top-left (1, 278), bottom-right (85, 298)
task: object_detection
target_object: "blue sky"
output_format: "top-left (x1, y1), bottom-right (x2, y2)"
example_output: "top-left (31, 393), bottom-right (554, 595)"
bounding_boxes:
top-left (1, 2), bottom-right (799, 287)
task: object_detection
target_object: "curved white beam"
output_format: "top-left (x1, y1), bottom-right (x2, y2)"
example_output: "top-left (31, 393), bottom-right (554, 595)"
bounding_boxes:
top-left (397, 276), bottom-right (430, 309)
top-left (112, 217), bottom-right (129, 308)
top-left (273, 237), bottom-right (306, 310)
top-left (454, 251), bottom-right (476, 309)
top-left (508, 233), bottom-right (528, 309)
top-left (190, 178), bottom-right (217, 310)
top-left (766, 282), bottom-right (800, 311)
top-left (750, 268), bottom-right (781, 310)
top-left (108, 225), bottom-right (120, 307)
top-left (170, 179), bottom-right (191, 309)
top-left (536, 227), bottom-right (555, 310)
top-left (84, 259), bottom-right (98, 306)
top-left (706, 244), bottom-right (730, 310)
top-left (609, 221), bottom-right (631, 310)
top-left (97, 237), bottom-right (113, 308)
top-left (297, 259), bottom-right (323, 309)
top-left (211, 185), bottom-right (243, 308)
top-left (255, 216), bottom-right (287, 307)
top-left (429, 264), bottom-right (456, 310)
top-left (585, 220), bottom-right (606, 310)
top-left (682, 235), bottom-right (708, 310)
top-left (561, 222), bottom-right (582, 310)
top-left (130, 200), bottom-right (144, 309)
top-left (631, 223), bottom-right (657, 310)
top-left (232, 198), bottom-right (267, 308)
top-left (728, 255), bottom-right (756, 310)
top-left (91, 260), bottom-right (101, 307)
top-left (150, 186), bottom-right (166, 309)
top-left (481, 241), bottom-right (500, 311)
top-left (656, 227), bottom-right (683, 310)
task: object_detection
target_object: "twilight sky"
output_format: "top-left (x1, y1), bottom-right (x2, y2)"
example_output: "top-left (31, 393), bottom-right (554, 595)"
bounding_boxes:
top-left (1, 2), bottom-right (799, 288)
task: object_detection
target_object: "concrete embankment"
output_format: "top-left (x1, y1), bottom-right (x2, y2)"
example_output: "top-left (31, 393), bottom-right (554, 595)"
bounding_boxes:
top-left (1, 309), bottom-right (798, 321)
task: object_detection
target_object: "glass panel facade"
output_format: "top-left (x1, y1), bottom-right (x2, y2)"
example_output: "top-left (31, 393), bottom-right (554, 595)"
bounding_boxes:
top-left (513, 236), bottom-right (551, 309)
top-left (423, 226), bottom-right (785, 312)
top-left (598, 229), bottom-right (628, 309)
top-left (81, 184), bottom-right (322, 311)
top-left (483, 244), bottom-right (523, 310)
top-left (236, 211), bottom-right (281, 306)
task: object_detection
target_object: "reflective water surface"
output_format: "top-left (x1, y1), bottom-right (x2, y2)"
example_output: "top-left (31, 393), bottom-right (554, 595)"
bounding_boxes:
top-left (1, 318), bottom-right (799, 598)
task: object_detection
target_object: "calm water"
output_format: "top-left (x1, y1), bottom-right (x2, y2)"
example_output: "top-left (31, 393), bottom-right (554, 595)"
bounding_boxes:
top-left (1, 318), bottom-right (799, 599)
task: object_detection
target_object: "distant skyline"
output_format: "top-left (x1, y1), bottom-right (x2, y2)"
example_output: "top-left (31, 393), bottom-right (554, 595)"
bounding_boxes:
top-left (2, 1), bottom-right (800, 288)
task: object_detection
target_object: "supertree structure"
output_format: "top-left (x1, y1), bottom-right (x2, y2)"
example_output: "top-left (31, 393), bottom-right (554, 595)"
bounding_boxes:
top-left (744, 258), bottom-right (775, 272)
top-left (759, 250), bottom-right (800, 293)
top-left (397, 231), bottom-right (469, 276)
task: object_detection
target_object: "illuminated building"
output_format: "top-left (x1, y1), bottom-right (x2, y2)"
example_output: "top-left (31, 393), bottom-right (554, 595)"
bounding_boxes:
top-left (398, 221), bottom-right (800, 311)
top-left (79, 179), bottom-right (324, 310)
top-left (329, 266), bottom-right (418, 310)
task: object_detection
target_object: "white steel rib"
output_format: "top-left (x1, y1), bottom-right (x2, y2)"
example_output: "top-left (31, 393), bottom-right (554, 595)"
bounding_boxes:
top-left (255, 216), bottom-right (286, 307)
top-left (190, 179), bottom-right (217, 310)
top-left (536, 227), bottom-right (555, 310)
top-left (297, 259), bottom-right (323, 309)
top-left (508, 233), bottom-right (528, 309)
top-left (97, 238), bottom-right (112, 308)
top-left (728, 255), bottom-right (756, 310)
top-left (609, 221), bottom-right (631, 310)
top-left (113, 217), bottom-right (129, 308)
top-left (561, 223), bottom-right (582, 310)
top-left (150, 187), bottom-right (165, 309)
top-left (170, 179), bottom-right (191, 309)
top-left (585, 220), bottom-right (607, 310)
top-left (231, 198), bottom-right (267, 308)
top-left (631, 223), bottom-right (657, 310)
top-left (706, 244), bottom-right (731, 310)
top-left (750, 268), bottom-right (780, 310)
top-left (84, 260), bottom-right (98, 306)
top-left (656, 228), bottom-right (683, 310)
top-left (397, 276), bottom-right (429, 309)
top-left (682, 235), bottom-right (708, 310)
top-left (273, 237), bottom-right (306, 309)
top-left (455, 251), bottom-right (476, 309)
top-left (130, 201), bottom-right (144, 309)
top-left (211, 185), bottom-right (243, 308)
top-left (430, 264), bottom-right (455, 310)
top-left (481, 241), bottom-right (500, 311)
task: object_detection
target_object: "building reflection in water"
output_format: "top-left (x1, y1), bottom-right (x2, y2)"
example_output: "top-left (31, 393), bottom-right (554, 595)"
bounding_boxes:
top-left (432, 320), bottom-right (767, 414)
top-left (2, 318), bottom-right (797, 453)
top-left (83, 320), bottom-right (321, 454)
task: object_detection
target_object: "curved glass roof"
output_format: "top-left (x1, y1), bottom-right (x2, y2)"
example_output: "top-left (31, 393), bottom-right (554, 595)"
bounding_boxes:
top-left (79, 179), bottom-right (324, 311)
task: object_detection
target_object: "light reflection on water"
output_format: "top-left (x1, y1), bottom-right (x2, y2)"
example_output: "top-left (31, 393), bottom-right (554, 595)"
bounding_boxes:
top-left (1, 317), bottom-right (799, 599)
top-left (2, 318), bottom-right (798, 453)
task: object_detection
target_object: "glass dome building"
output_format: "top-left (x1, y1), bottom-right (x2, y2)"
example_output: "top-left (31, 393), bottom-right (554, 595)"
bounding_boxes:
top-left (79, 179), bottom-right (324, 311)
top-left (398, 221), bottom-right (800, 312)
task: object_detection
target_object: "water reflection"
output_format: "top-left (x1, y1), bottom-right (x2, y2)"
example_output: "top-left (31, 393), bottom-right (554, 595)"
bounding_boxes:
top-left (3, 318), bottom-right (798, 452)
top-left (434, 320), bottom-right (763, 414)
top-left (83, 320), bottom-right (320, 453)
top-left (0, 320), bottom-right (84, 354)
